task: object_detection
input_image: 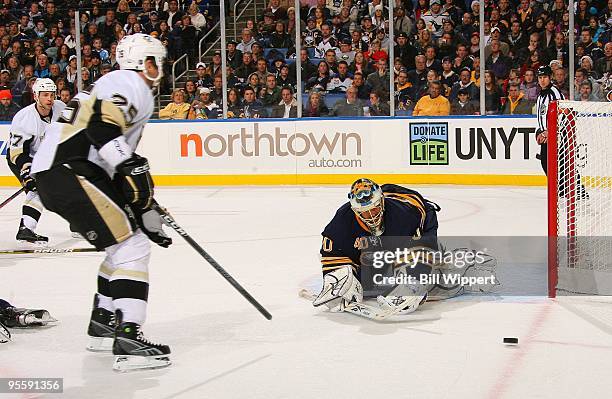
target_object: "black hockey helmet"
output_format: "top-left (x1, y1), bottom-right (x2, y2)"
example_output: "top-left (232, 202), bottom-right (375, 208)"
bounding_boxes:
top-left (537, 65), bottom-right (552, 77)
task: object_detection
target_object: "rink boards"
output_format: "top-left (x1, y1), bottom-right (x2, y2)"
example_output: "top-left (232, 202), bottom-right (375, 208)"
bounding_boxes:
top-left (0, 115), bottom-right (545, 186)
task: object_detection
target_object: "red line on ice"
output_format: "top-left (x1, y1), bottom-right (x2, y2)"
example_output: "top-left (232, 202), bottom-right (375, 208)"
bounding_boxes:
top-left (485, 302), bottom-right (553, 399)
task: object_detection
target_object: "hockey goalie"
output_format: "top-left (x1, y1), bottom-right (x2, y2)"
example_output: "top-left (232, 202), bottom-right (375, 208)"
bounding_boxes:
top-left (308, 178), bottom-right (497, 320)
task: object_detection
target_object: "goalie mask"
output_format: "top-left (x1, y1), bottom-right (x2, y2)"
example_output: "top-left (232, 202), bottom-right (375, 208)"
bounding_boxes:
top-left (349, 178), bottom-right (385, 236)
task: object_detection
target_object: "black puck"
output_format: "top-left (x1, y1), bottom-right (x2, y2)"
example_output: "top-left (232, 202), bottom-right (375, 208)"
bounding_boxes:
top-left (503, 337), bottom-right (519, 345)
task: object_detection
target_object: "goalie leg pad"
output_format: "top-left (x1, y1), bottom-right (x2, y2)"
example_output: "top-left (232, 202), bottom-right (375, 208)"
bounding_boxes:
top-left (428, 249), bottom-right (499, 299)
top-left (313, 266), bottom-right (363, 310)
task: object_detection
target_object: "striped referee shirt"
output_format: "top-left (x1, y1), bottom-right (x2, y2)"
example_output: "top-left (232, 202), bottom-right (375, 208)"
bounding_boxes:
top-left (535, 84), bottom-right (565, 135)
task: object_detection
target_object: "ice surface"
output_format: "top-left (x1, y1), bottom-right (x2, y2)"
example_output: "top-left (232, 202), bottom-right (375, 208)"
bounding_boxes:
top-left (1, 185), bottom-right (611, 399)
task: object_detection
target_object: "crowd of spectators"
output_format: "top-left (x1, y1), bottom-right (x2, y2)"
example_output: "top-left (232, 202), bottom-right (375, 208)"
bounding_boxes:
top-left (0, 0), bottom-right (219, 120)
top-left (162, 0), bottom-right (611, 119)
top-left (0, 0), bottom-right (610, 120)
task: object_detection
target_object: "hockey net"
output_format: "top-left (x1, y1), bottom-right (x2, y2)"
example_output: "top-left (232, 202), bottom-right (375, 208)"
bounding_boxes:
top-left (548, 100), bottom-right (612, 297)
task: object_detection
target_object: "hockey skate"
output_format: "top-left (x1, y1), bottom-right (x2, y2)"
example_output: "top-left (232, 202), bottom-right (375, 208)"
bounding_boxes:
top-left (16, 222), bottom-right (48, 244)
top-left (0, 321), bottom-right (10, 343)
top-left (112, 312), bottom-right (171, 372)
top-left (86, 306), bottom-right (116, 352)
top-left (0, 307), bottom-right (57, 328)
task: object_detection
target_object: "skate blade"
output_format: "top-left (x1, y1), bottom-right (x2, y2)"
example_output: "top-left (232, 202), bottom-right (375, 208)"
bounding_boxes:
top-left (113, 355), bottom-right (172, 372)
top-left (71, 232), bottom-right (84, 239)
top-left (0, 325), bottom-right (10, 343)
top-left (39, 316), bottom-right (58, 325)
top-left (86, 336), bottom-right (113, 352)
top-left (17, 240), bottom-right (49, 246)
top-left (30, 311), bottom-right (58, 326)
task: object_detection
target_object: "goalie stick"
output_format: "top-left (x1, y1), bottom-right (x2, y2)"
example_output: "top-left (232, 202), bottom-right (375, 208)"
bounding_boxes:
top-left (0, 187), bottom-right (25, 211)
top-left (153, 204), bottom-right (273, 320)
top-left (298, 289), bottom-right (415, 321)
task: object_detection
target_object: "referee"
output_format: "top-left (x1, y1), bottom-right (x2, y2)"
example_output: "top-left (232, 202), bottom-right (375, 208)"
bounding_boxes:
top-left (535, 65), bottom-right (565, 175)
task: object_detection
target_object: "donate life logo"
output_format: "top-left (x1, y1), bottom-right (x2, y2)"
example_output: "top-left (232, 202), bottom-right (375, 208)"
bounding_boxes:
top-left (409, 122), bottom-right (449, 165)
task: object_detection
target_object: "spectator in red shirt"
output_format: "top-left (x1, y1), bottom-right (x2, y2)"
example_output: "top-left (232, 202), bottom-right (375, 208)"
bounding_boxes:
top-left (365, 40), bottom-right (387, 63)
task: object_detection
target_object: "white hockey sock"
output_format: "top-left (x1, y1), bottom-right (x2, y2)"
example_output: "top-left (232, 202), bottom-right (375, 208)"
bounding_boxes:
top-left (106, 231), bottom-right (151, 326)
top-left (112, 298), bottom-right (147, 325)
top-left (22, 192), bottom-right (43, 230)
top-left (97, 293), bottom-right (114, 312)
top-left (22, 215), bottom-right (38, 230)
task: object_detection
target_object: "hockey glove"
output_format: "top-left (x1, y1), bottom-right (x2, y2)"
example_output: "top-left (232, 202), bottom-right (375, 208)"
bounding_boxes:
top-left (19, 164), bottom-right (36, 192)
top-left (313, 265), bottom-right (363, 310)
top-left (136, 201), bottom-right (172, 248)
top-left (116, 154), bottom-right (154, 210)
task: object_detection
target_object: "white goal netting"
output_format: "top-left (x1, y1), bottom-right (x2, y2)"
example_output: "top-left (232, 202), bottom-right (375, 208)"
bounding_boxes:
top-left (551, 100), bottom-right (612, 295)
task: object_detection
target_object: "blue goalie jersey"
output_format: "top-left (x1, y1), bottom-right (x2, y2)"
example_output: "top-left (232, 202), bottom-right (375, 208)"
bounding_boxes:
top-left (320, 184), bottom-right (439, 276)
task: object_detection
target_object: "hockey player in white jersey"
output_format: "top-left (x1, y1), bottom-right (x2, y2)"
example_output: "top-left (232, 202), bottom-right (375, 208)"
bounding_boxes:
top-left (6, 78), bottom-right (65, 243)
top-left (31, 34), bottom-right (172, 372)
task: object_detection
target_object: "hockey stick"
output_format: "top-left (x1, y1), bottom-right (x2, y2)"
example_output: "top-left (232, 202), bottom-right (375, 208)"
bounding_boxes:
top-left (0, 187), bottom-right (25, 210)
top-left (153, 204), bottom-right (273, 320)
top-left (298, 289), bottom-right (413, 321)
top-left (0, 247), bottom-right (99, 255)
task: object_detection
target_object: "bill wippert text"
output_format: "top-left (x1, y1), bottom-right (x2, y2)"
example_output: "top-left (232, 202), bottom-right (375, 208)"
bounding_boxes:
top-left (372, 273), bottom-right (497, 287)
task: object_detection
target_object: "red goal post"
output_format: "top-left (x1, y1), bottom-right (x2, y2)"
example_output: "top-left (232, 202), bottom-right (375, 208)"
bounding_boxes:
top-left (547, 100), bottom-right (612, 297)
